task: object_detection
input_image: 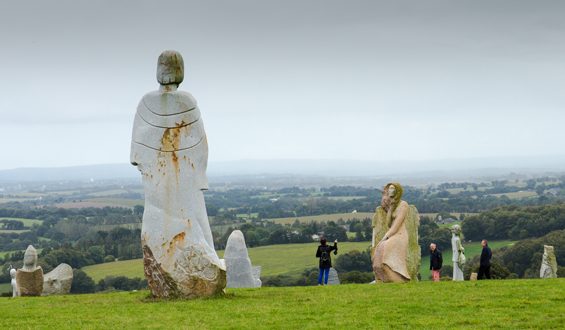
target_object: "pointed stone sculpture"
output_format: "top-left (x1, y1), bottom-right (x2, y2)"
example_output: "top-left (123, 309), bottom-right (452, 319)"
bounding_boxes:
top-left (451, 224), bottom-right (465, 281)
top-left (42, 263), bottom-right (73, 295)
top-left (372, 183), bottom-right (421, 283)
top-left (540, 245), bottom-right (558, 279)
top-left (16, 245), bottom-right (43, 296)
top-left (225, 230), bottom-right (261, 288)
top-left (131, 50), bottom-right (226, 298)
top-left (10, 267), bottom-right (19, 297)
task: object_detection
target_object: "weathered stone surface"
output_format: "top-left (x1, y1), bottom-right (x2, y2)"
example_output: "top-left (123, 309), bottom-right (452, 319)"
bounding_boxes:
top-left (540, 245), bottom-right (558, 279)
top-left (131, 50), bottom-right (225, 299)
top-left (470, 272), bottom-right (478, 281)
top-left (42, 263), bottom-right (73, 295)
top-left (16, 245), bottom-right (43, 296)
top-left (16, 268), bottom-right (43, 296)
top-left (451, 225), bottom-right (465, 281)
top-left (327, 268), bottom-right (340, 285)
top-left (372, 183), bottom-right (421, 283)
top-left (225, 230), bottom-right (261, 288)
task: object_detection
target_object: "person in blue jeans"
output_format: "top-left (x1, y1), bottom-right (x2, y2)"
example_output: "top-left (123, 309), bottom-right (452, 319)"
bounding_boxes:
top-left (315, 238), bottom-right (338, 285)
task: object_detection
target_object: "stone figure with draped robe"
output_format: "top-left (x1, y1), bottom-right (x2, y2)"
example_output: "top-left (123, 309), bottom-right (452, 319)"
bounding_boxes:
top-left (372, 183), bottom-right (421, 283)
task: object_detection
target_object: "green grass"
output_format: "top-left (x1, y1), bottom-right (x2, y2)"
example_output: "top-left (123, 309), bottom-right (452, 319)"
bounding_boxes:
top-left (492, 191), bottom-right (537, 199)
top-left (0, 279), bottom-right (564, 328)
top-left (83, 241), bottom-right (372, 281)
top-left (420, 240), bottom-right (515, 280)
top-left (267, 213), bottom-right (373, 225)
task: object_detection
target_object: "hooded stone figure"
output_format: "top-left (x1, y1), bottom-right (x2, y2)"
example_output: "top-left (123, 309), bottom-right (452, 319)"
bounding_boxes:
top-left (451, 224), bottom-right (465, 281)
top-left (130, 50), bottom-right (225, 298)
top-left (372, 183), bottom-right (421, 283)
top-left (16, 245), bottom-right (43, 296)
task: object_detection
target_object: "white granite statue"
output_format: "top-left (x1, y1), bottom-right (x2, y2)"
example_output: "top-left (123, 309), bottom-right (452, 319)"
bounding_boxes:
top-left (451, 224), bottom-right (465, 281)
top-left (42, 263), bottom-right (73, 295)
top-left (225, 230), bottom-right (261, 288)
top-left (16, 245), bottom-right (43, 296)
top-left (10, 266), bottom-right (19, 297)
top-left (131, 50), bottom-right (225, 298)
top-left (540, 245), bottom-right (558, 279)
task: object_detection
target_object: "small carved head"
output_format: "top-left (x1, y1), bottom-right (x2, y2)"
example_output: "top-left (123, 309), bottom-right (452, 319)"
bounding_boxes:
top-left (451, 224), bottom-right (462, 235)
top-left (10, 268), bottom-right (16, 279)
top-left (157, 50), bottom-right (184, 86)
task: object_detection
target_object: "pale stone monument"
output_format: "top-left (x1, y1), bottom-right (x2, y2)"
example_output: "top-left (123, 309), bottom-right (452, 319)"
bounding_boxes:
top-left (10, 267), bottom-right (19, 297)
top-left (372, 183), bottom-right (421, 283)
top-left (451, 224), bottom-right (465, 281)
top-left (252, 266), bottom-right (262, 285)
top-left (225, 230), bottom-right (261, 288)
top-left (42, 263), bottom-right (73, 295)
top-left (327, 268), bottom-right (340, 285)
top-left (16, 245), bottom-right (43, 296)
top-left (131, 50), bottom-right (226, 298)
top-left (470, 272), bottom-right (478, 281)
top-left (540, 245), bottom-right (558, 279)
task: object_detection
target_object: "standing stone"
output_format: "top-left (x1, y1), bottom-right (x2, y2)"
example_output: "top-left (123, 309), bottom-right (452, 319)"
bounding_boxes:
top-left (131, 50), bottom-right (225, 299)
top-left (42, 263), bottom-right (73, 295)
top-left (16, 245), bottom-right (43, 296)
top-left (10, 267), bottom-right (19, 297)
top-left (225, 230), bottom-right (261, 288)
top-left (327, 268), bottom-right (340, 285)
top-left (372, 183), bottom-right (421, 283)
top-left (470, 272), bottom-right (478, 281)
top-left (451, 225), bottom-right (465, 281)
top-left (540, 245), bottom-right (558, 279)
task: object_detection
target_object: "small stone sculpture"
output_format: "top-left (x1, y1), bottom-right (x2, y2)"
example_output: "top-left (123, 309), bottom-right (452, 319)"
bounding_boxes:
top-left (16, 245), bottom-right (43, 296)
top-left (10, 267), bottom-right (19, 297)
top-left (43, 263), bottom-right (73, 295)
top-left (225, 230), bottom-right (261, 288)
top-left (327, 268), bottom-right (340, 285)
top-left (470, 272), bottom-right (478, 281)
top-left (540, 245), bottom-right (558, 279)
top-left (252, 266), bottom-right (262, 285)
top-left (131, 50), bottom-right (225, 298)
top-left (372, 183), bottom-right (421, 283)
top-left (451, 224), bottom-right (465, 281)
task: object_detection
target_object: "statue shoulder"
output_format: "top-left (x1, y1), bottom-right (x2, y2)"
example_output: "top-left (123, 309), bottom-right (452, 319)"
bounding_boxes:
top-left (141, 90), bottom-right (198, 115)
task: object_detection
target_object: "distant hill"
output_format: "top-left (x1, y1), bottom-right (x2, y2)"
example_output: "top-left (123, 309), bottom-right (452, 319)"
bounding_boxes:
top-left (0, 155), bottom-right (564, 182)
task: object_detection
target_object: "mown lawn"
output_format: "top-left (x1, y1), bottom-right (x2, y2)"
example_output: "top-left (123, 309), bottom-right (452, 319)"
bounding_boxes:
top-left (82, 241), bottom-right (373, 281)
top-left (0, 279), bottom-right (563, 328)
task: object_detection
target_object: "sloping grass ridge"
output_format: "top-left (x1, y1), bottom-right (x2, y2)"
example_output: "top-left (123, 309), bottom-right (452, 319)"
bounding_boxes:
top-left (1, 279), bottom-right (564, 329)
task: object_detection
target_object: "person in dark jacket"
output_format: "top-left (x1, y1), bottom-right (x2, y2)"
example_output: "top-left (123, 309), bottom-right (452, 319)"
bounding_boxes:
top-left (429, 243), bottom-right (443, 282)
top-left (478, 239), bottom-right (492, 279)
top-left (315, 238), bottom-right (338, 285)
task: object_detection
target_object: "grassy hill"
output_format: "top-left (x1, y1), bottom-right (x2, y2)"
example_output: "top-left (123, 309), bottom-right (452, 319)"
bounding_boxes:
top-left (266, 212), bottom-right (374, 225)
top-left (82, 240), bottom-right (514, 283)
top-left (82, 241), bottom-right (373, 281)
top-left (1, 279), bottom-right (563, 328)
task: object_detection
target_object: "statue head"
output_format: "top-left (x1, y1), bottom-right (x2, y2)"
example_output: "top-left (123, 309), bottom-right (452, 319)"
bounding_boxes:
top-left (22, 245), bottom-right (38, 271)
top-left (384, 183), bottom-right (403, 207)
top-left (157, 50), bottom-right (184, 86)
top-left (10, 268), bottom-right (16, 279)
top-left (451, 224), bottom-right (462, 235)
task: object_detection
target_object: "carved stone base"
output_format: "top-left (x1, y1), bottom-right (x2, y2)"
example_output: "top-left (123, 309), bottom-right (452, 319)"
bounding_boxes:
top-left (16, 268), bottom-right (44, 296)
top-left (143, 245), bottom-right (226, 299)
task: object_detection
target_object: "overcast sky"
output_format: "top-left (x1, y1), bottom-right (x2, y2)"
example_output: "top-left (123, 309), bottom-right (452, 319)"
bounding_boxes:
top-left (1, 0), bottom-right (564, 170)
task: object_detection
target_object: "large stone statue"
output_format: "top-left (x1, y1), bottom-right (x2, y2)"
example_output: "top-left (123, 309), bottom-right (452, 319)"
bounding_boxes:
top-left (16, 245), bottom-right (43, 296)
top-left (372, 183), bottom-right (421, 283)
top-left (451, 224), bottom-right (465, 281)
top-left (42, 263), bottom-right (73, 295)
top-left (130, 50), bottom-right (226, 298)
top-left (540, 245), bottom-right (558, 279)
top-left (225, 230), bottom-right (261, 288)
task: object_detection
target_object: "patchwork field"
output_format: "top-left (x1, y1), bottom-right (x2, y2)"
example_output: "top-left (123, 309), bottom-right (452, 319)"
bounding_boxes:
top-left (266, 213), bottom-right (374, 225)
top-left (1, 279), bottom-right (563, 328)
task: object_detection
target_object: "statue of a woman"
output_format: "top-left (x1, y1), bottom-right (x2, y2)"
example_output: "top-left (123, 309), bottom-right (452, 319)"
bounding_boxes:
top-left (451, 224), bottom-right (465, 281)
top-left (372, 183), bottom-right (421, 283)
